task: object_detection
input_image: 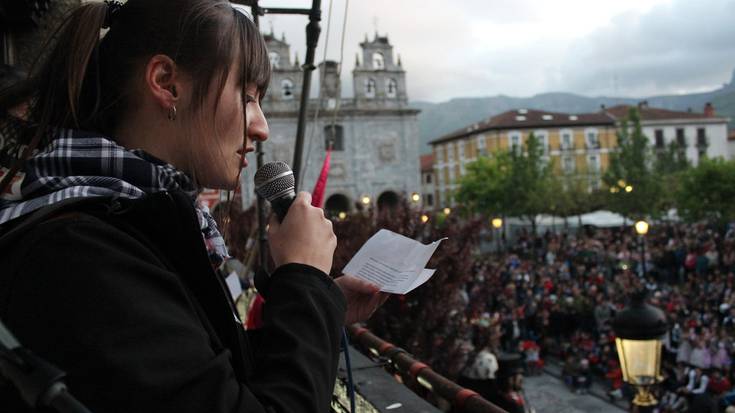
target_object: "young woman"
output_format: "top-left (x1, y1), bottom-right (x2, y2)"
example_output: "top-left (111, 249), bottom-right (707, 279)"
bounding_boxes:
top-left (0, 1), bottom-right (384, 412)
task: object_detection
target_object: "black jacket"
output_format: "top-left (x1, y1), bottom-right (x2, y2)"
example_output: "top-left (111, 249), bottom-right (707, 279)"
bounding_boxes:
top-left (0, 190), bottom-right (346, 412)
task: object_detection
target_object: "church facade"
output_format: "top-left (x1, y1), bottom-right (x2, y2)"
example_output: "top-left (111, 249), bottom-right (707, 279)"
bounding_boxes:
top-left (239, 33), bottom-right (421, 214)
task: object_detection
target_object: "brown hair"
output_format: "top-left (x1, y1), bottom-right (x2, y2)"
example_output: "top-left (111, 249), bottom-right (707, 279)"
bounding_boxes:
top-left (0, 0), bottom-right (270, 191)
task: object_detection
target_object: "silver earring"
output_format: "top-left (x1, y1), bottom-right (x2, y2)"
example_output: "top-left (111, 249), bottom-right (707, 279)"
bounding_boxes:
top-left (167, 105), bottom-right (177, 121)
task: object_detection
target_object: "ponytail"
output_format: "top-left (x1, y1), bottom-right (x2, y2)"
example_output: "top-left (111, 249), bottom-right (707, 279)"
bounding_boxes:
top-left (0, 2), bottom-right (107, 194)
top-left (0, 0), bottom-right (271, 196)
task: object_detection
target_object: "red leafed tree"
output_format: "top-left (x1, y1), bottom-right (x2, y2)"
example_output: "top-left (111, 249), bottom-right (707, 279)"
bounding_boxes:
top-left (331, 200), bottom-right (483, 379)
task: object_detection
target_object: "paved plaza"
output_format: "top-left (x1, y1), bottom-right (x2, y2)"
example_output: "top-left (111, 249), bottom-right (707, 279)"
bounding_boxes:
top-left (524, 373), bottom-right (625, 413)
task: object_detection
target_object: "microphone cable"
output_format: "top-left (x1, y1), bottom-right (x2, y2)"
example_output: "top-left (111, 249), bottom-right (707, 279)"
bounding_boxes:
top-left (341, 328), bottom-right (356, 413)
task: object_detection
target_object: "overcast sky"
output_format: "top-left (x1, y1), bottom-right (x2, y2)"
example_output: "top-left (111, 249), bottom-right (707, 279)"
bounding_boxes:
top-left (255, 0), bottom-right (735, 102)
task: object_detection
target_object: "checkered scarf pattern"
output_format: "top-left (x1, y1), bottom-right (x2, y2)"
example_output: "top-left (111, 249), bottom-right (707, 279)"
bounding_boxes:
top-left (0, 129), bottom-right (230, 268)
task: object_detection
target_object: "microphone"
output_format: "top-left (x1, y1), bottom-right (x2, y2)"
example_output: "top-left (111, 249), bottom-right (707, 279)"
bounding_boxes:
top-left (254, 161), bottom-right (296, 222)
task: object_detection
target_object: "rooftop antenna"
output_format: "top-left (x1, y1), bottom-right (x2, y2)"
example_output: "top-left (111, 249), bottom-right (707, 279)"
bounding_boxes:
top-left (372, 15), bottom-right (378, 37)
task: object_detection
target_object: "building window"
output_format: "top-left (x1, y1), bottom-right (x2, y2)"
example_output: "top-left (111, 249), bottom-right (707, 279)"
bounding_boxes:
top-left (425, 173), bottom-right (432, 184)
top-left (372, 52), bottom-right (384, 70)
top-left (676, 128), bottom-right (686, 147)
top-left (534, 130), bottom-right (549, 154)
top-left (448, 143), bottom-right (455, 162)
top-left (589, 179), bottom-right (601, 191)
top-left (508, 131), bottom-right (521, 153)
top-left (458, 141), bottom-right (465, 160)
top-left (654, 129), bottom-right (664, 148)
top-left (365, 78), bottom-right (376, 98)
top-left (587, 154), bottom-right (600, 173)
top-left (696, 128), bottom-right (707, 147)
top-left (386, 78), bottom-right (397, 98)
top-left (560, 129), bottom-right (574, 150)
top-left (585, 128), bottom-right (600, 149)
top-left (281, 79), bottom-right (294, 100)
top-left (268, 51), bottom-right (280, 68)
top-left (426, 193), bottom-right (434, 207)
top-left (562, 156), bottom-right (575, 173)
top-left (324, 124), bottom-right (344, 151)
top-left (477, 134), bottom-right (487, 156)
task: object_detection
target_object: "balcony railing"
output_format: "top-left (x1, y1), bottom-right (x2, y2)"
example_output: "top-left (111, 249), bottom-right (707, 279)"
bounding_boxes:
top-left (343, 325), bottom-right (509, 413)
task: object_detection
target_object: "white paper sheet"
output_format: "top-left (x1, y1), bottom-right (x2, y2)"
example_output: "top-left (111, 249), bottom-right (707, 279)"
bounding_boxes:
top-left (225, 271), bottom-right (243, 301)
top-left (342, 229), bottom-right (445, 294)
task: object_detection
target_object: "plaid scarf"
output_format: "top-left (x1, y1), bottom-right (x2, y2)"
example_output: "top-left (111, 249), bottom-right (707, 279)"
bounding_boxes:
top-left (0, 129), bottom-right (230, 268)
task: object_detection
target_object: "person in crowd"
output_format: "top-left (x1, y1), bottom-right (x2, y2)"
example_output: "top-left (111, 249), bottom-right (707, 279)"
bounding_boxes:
top-left (457, 329), bottom-right (500, 402)
top-left (0, 1), bottom-right (385, 412)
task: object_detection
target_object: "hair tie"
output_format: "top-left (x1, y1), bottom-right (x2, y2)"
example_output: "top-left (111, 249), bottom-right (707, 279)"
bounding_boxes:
top-left (102, 0), bottom-right (124, 29)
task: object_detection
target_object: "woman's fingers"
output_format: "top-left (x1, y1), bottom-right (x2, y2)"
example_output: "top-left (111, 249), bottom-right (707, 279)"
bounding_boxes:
top-left (267, 192), bottom-right (336, 274)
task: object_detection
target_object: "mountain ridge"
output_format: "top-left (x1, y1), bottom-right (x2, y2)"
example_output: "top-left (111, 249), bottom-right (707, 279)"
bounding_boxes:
top-left (412, 70), bottom-right (735, 154)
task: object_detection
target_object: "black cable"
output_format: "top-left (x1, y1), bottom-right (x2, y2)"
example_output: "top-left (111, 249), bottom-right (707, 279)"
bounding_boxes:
top-left (341, 328), bottom-right (356, 413)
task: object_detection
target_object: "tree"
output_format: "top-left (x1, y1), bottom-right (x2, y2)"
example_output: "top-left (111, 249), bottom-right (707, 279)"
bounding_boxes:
top-left (676, 158), bottom-right (735, 223)
top-left (511, 132), bottom-right (553, 232)
top-left (456, 132), bottom-right (552, 233)
top-left (603, 107), bottom-right (663, 219)
top-left (454, 153), bottom-right (512, 219)
top-left (653, 140), bottom-right (690, 211)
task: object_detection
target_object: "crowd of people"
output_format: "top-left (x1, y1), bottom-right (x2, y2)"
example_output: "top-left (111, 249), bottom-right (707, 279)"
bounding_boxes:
top-left (449, 221), bottom-right (735, 412)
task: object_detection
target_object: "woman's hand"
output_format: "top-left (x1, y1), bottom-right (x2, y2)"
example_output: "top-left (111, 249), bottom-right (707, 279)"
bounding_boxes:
top-left (334, 275), bottom-right (389, 324)
top-left (268, 192), bottom-right (336, 275)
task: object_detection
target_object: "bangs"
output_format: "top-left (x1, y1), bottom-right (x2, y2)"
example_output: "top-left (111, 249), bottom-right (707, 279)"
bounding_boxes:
top-left (233, 9), bottom-right (271, 97)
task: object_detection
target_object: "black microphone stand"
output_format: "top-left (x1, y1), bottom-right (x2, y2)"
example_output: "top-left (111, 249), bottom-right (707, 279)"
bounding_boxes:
top-left (237, 0), bottom-right (322, 191)
top-left (237, 0), bottom-right (322, 272)
top-left (0, 320), bottom-right (93, 413)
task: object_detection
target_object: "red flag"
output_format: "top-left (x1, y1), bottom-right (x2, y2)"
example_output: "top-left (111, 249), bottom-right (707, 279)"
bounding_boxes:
top-left (311, 147), bottom-right (331, 208)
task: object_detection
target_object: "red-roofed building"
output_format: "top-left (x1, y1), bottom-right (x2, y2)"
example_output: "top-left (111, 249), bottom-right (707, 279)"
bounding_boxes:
top-left (427, 103), bottom-right (731, 208)
top-left (428, 108), bottom-right (617, 207)
top-left (604, 102), bottom-right (730, 165)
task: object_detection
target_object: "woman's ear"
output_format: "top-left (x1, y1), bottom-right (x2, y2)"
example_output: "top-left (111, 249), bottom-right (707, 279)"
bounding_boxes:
top-left (144, 54), bottom-right (183, 110)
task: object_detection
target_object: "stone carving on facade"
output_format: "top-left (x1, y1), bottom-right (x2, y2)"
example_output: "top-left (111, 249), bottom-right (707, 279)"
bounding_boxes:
top-left (328, 161), bottom-right (347, 179)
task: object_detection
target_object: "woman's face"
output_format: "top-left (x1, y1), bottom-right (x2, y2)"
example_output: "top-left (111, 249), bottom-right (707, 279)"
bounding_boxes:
top-left (190, 62), bottom-right (268, 189)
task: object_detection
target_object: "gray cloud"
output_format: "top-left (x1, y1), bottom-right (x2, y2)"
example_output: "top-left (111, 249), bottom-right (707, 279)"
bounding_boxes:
top-left (559, 0), bottom-right (735, 97)
top-left (263, 0), bottom-right (735, 102)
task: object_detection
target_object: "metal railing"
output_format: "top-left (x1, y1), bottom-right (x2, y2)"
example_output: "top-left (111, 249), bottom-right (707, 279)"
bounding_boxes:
top-left (347, 325), bottom-right (508, 413)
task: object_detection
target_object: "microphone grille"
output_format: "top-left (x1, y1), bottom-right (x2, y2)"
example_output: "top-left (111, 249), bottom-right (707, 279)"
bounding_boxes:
top-left (254, 161), bottom-right (295, 201)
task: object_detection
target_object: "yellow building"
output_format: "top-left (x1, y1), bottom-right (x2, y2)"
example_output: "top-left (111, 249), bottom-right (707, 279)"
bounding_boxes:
top-left (428, 109), bottom-right (617, 208)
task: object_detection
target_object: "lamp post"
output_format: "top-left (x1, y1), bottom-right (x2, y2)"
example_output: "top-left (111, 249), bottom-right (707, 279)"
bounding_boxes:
top-left (635, 220), bottom-right (649, 277)
top-left (491, 217), bottom-right (503, 253)
top-left (612, 291), bottom-right (667, 407)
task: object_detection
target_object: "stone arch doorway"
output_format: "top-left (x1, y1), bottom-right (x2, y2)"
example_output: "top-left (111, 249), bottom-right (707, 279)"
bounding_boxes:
top-left (377, 191), bottom-right (400, 212)
top-left (325, 193), bottom-right (351, 216)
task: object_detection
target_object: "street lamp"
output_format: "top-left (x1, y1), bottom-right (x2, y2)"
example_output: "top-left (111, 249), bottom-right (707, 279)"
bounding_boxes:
top-left (491, 218), bottom-right (503, 229)
top-left (443, 207), bottom-right (451, 215)
top-left (625, 185), bottom-right (633, 193)
top-left (338, 211), bottom-right (347, 220)
top-left (411, 192), bottom-right (421, 203)
top-left (612, 291), bottom-right (667, 407)
top-left (635, 220), bottom-right (649, 277)
top-left (420, 214), bottom-right (429, 224)
top-left (361, 195), bottom-right (371, 206)
top-left (491, 217), bottom-right (503, 253)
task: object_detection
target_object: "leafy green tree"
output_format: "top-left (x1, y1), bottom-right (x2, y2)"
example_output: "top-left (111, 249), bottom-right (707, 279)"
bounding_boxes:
top-left (603, 107), bottom-right (663, 219)
top-left (456, 132), bottom-right (552, 232)
top-left (676, 158), bottom-right (735, 223)
top-left (455, 153), bottom-right (512, 218)
top-left (653, 140), bottom-right (690, 211)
